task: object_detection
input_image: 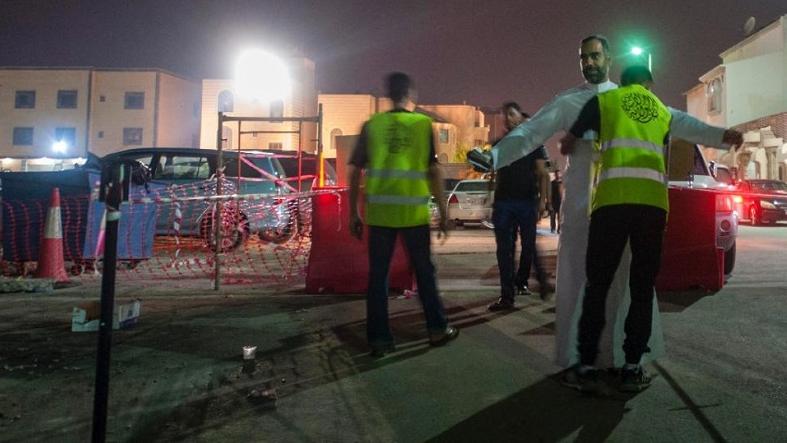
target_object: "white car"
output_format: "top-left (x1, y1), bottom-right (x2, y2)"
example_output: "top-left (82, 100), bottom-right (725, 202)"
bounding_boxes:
top-left (446, 179), bottom-right (493, 228)
top-left (668, 139), bottom-right (738, 275)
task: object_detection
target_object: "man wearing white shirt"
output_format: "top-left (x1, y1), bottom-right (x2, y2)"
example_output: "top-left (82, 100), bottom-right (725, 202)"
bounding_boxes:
top-left (471, 34), bottom-right (742, 379)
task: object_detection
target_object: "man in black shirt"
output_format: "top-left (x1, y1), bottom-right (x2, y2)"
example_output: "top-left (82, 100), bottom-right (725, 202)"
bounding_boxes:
top-left (489, 102), bottom-right (551, 311)
top-left (550, 169), bottom-right (563, 233)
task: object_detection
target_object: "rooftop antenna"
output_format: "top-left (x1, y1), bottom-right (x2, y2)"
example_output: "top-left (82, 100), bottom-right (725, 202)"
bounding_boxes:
top-left (743, 16), bottom-right (756, 36)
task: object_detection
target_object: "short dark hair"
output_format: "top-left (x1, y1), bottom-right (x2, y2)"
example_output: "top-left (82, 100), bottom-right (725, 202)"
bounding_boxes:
top-left (620, 65), bottom-right (653, 86)
top-left (501, 101), bottom-right (530, 119)
top-left (386, 72), bottom-right (411, 102)
top-left (580, 34), bottom-right (610, 53)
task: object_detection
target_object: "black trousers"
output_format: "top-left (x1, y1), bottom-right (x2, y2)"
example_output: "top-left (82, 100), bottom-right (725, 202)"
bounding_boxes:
top-left (578, 204), bottom-right (667, 366)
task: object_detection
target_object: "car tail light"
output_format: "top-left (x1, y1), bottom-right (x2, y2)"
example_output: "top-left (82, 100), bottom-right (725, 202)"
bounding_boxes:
top-left (732, 195), bottom-right (743, 204)
top-left (715, 194), bottom-right (733, 213)
top-left (448, 194), bottom-right (459, 204)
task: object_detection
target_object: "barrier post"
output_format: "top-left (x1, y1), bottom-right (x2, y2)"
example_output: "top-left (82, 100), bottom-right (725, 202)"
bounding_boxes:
top-left (91, 161), bottom-right (128, 443)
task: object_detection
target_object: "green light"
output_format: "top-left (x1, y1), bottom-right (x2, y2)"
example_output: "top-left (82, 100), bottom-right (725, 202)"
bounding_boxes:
top-left (630, 47), bottom-right (644, 56)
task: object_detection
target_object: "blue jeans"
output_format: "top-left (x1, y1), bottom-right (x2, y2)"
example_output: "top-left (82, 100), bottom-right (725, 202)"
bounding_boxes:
top-left (367, 225), bottom-right (447, 347)
top-left (492, 199), bottom-right (545, 300)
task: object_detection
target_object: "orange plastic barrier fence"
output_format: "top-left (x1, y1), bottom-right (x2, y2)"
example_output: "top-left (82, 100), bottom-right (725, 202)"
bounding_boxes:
top-left (656, 187), bottom-right (724, 292)
top-left (306, 187), bottom-right (414, 294)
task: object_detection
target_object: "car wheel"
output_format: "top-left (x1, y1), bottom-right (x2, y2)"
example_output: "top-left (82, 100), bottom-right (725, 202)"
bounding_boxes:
top-left (723, 241), bottom-right (736, 275)
top-left (200, 208), bottom-right (249, 252)
top-left (259, 205), bottom-right (296, 244)
top-left (749, 206), bottom-right (760, 226)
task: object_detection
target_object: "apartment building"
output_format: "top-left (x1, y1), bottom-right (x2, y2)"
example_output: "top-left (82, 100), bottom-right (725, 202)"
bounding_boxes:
top-left (685, 14), bottom-right (787, 180)
top-left (200, 57), bottom-right (317, 154)
top-left (0, 67), bottom-right (200, 171)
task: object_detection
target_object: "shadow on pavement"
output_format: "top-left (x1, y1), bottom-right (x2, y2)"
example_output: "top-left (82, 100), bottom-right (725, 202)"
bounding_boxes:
top-left (428, 374), bottom-right (634, 443)
top-left (657, 290), bottom-right (718, 313)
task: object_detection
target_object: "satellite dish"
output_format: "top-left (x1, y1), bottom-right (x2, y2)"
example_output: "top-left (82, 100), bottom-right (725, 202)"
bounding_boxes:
top-left (744, 16), bottom-right (756, 35)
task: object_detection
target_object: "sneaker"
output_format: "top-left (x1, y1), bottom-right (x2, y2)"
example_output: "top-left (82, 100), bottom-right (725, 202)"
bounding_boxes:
top-left (429, 325), bottom-right (460, 346)
top-left (619, 365), bottom-right (652, 392)
top-left (560, 365), bottom-right (608, 395)
top-left (467, 147), bottom-right (493, 172)
top-left (488, 297), bottom-right (516, 311)
top-left (369, 342), bottom-right (396, 358)
top-left (516, 285), bottom-right (532, 296)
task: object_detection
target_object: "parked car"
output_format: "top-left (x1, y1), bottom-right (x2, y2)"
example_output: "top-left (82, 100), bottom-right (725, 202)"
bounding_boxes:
top-left (100, 147), bottom-right (302, 249)
top-left (446, 179), bottom-right (493, 228)
top-left (667, 139), bottom-right (738, 274)
top-left (733, 179), bottom-right (787, 225)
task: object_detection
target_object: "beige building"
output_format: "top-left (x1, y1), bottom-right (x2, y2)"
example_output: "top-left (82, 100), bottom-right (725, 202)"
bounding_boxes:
top-left (0, 67), bottom-right (200, 171)
top-left (200, 57), bottom-right (317, 153)
top-left (685, 14), bottom-right (787, 180)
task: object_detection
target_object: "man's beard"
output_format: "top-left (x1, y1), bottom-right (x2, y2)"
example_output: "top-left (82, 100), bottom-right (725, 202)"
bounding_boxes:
top-left (583, 67), bottom-right (607, 84)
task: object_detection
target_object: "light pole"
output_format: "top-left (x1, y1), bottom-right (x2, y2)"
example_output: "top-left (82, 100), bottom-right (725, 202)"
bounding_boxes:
top-left (630, 46), bottom-right (652, 71)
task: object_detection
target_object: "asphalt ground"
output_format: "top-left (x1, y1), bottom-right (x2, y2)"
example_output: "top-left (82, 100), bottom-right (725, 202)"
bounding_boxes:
top-left (0, 221), bottom-right (785, 442)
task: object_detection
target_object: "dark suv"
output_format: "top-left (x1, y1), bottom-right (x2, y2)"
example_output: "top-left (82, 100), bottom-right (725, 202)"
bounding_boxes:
top-left (100, 147), bottom-right (305, 247)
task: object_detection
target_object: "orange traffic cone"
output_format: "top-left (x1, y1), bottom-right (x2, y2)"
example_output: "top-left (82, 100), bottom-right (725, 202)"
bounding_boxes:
top-left (36, 187), bottom-right (70, 283)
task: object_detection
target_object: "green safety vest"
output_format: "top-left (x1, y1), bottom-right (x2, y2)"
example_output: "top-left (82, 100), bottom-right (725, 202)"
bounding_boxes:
top-left (364, 111), bottom-right (433, 227)
top-left (592, 84), bottom-right (672, 213)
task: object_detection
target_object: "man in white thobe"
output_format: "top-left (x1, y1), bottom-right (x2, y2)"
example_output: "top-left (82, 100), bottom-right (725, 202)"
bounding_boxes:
top-left (488, 34), bottom-right (742, 369)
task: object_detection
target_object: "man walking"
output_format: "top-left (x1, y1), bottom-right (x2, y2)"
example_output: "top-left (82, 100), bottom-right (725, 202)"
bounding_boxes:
top-left (488, 102), bottom-right (551, 311)
top-left (550, 169), bottom-right (562, 234)
top-left (348, 72), bottom-right (459, 358)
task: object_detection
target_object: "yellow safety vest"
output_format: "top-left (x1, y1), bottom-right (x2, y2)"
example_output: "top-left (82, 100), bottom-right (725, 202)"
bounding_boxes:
top-left (592, 84), bottom-right (672, 213)
top-left (365, 111), bottom-right (432, 227)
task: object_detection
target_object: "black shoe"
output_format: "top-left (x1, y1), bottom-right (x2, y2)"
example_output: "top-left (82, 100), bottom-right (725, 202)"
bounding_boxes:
top-left (537, 278), bottom-right (554, 301)
top-left (515, 285), bottom-right (532, 296)
top-left (619, 365), bottom-right (652, 392)
top-left (369, 342), bottom-right (396, 358)
top-left (429, 325), bottom-right (459, 346)
top-left (488, 297), bottom-right (516, 311)
top-left (467, 148), bottom-right (493, 172)
top-left (560, 365), bottom-right (609, 395)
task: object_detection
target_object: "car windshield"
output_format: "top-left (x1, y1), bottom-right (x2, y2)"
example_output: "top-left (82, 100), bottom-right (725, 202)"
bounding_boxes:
top-left (751, 181), bottom-right (787, 192)
top-left (455, 181), bottom-right (489, 192)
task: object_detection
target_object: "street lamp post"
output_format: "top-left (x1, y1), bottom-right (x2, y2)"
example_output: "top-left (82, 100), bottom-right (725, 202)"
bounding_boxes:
top-left (630, 46), bottom-right (652, 71)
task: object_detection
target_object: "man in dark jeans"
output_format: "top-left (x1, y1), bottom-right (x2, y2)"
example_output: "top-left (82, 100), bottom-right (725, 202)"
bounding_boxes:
top-left (488, 102), bottom-right (551, 311)
top-left (550, 169), bottom-right (563, 233)
top-left (348, 72), bottom-right (458, 357)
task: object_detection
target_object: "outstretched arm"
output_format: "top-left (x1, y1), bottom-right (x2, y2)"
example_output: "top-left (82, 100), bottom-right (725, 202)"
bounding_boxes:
top-left (493, 89), bottom-right (595, 169)
top-left (669, 108), bottom-right (742, 150)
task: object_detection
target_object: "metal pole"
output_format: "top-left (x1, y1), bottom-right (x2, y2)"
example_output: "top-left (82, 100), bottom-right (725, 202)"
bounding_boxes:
top-left (317, 103), bottom-right (324, 187)
top-left (214, 112), bottom-right (224, 291)
top-left (92, 162), bottom-right (124, 443)
top-left (648, 53), bottom-right (652, 72)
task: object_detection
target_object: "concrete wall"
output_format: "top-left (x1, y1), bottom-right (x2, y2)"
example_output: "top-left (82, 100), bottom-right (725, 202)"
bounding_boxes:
top-left (157, 72), bottom-right (201, 148)
top-left (0, 69), bottom-right (90, 158)
top-left (200, 57), bottom-right (318, 153)
top-left (318, 94), bottom-right (377, 158)
top-left (725, 51), bottom-right (785, 126)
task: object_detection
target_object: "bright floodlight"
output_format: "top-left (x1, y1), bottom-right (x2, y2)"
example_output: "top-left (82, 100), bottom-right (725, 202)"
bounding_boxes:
top-left (630, 47), bottom-right (644, 56)
top-left (234, 49), bottom-right (291, 103)
top-left (52, 140), bottom-right (68, 154)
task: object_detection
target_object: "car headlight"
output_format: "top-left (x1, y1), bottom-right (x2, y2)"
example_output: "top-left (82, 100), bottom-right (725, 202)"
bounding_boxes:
top-left (761, 200), bottom-right (776, 209)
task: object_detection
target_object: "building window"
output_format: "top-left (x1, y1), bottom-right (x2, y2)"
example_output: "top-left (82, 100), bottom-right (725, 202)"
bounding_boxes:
top-left (98, 131), bottom-right (104, 139)
top-left (13, 127), bottom-right (34, 145)
top-left (268, 142), bottom-right (283, 150)
top-left (124, 92), bottom-right (145, 110)
top-left (123, 128), bottom-right (143, 145)
top-left (330, 128), bottom-right (343, 152)
top-left (218, 90), bottom-right (234, 113)
top-left (439, 129), bottom-right (450, 144)
top-left (707, 78), bottom-right (722, 113)
top-left (57, 90), bottom-right (78, 109)
top-left (15, 91), bottom-right (36, 109)
top-left (270, 100), bottom-right (284, 118)
top-left (100, 95), bottom-right (106, 102)
top-left (55, 127), bottom-right (77, 148)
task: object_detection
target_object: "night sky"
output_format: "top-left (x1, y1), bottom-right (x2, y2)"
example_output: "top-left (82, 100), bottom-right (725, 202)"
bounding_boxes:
top-left (1, 0), bottom-right (784, 115)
